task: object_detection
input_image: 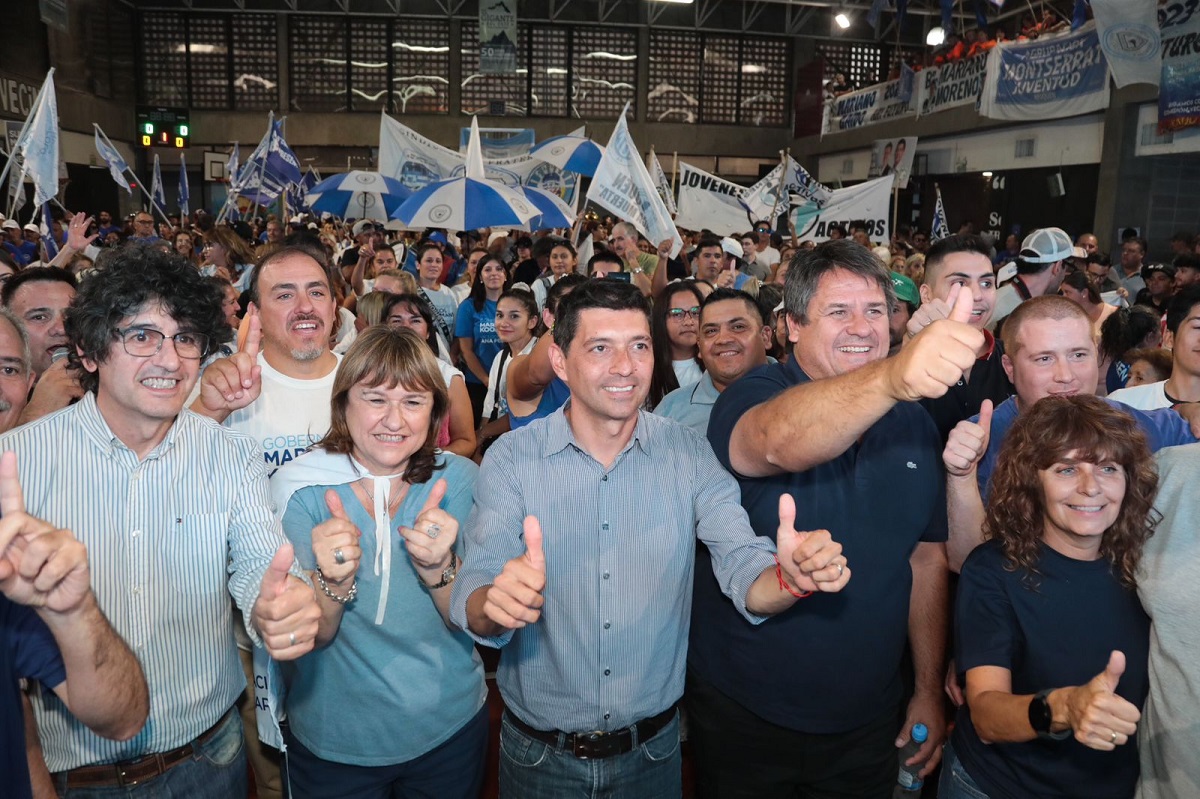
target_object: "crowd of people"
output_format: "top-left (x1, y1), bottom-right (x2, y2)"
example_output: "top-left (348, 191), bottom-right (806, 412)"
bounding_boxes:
top-left (1, 199), bottom-right (1198, 799)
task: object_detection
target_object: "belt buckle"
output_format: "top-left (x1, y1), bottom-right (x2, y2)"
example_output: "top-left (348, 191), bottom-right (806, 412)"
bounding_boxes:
top-left (573, 730), bottom-right (606, 760)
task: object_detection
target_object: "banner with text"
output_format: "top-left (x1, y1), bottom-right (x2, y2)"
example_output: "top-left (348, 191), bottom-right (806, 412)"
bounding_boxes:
top-left (1159, 3), bottom-right (1200, 133)
top-left (825, 77), bottom-right (917, 133)
top-left (675, 162), bottom-right (752, 236)
top-left (479, 0), bottom-right (517, 74)
top-left (979, 22), bottom-right (1110, 122)
top-left (789, 175), bottom-right (895, 244)
top-left (917, 52), bottom-right (988, 116)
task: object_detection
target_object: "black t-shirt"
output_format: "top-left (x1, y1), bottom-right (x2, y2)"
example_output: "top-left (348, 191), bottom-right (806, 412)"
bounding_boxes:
top-left (694, 359), bottom-right (947, 733)
top-left (952, 540), bottom-right (1150, 799)
top-left (919, 334), bottom-right (1014, 444)
top-left (2, 596), bottom-right (66, 799)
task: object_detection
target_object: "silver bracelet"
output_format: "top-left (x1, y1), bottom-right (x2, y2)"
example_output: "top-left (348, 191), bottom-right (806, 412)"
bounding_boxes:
top-left (315, 568), bottom-right (357, 605)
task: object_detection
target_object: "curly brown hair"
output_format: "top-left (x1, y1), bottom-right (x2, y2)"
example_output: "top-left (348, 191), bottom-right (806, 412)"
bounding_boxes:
top-left (984, 394), bottom-right (1159, 589)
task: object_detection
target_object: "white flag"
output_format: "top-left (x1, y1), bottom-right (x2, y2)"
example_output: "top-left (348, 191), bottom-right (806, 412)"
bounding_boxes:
top-left (647, 150), bottom-right (676, 216)
top-left (789, 175), bottom-right (896, 244)
top-left (93, 125), bottom-right (132, 195)
top-left (587, 105), bottom-right (682, 258)
top-left (14, 70), bottom-right (59, 206)
top-left (675, 162), bottom-right (752, 237)
top-left (1090, 0), bottom-right (1161, 89)
top-left (931, 184), bottom-right (950, 242)
top-left (150, 154), bottom-right (166, 209)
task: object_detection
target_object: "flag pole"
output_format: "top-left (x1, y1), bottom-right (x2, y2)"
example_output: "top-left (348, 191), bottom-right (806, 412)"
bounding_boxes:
top-left (771, 148), bottom-right (789, 229)
top-left (670, 151), bottom-right (679, 196)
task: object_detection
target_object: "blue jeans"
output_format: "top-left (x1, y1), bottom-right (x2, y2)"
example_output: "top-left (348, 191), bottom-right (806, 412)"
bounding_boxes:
top-left (937, 742), bottom-right (992, 799)
top-left (284, 704), bottom-right (488, 799)
top-left (56, 708), bottom-right (247, 798)
top-left (498, 710), bottom-right (682, 799)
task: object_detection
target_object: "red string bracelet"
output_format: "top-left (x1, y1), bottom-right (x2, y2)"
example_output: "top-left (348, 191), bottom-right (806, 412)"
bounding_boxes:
top-left (775, 555), bottom-right (813, 599)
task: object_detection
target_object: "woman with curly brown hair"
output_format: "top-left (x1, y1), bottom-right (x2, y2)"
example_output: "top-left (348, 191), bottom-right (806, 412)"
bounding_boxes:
top-left (940, 394), bottom-right (1158, 799)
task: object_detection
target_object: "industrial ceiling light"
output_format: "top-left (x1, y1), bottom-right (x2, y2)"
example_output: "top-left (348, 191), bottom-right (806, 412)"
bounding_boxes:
top-left (835, 12), bottom-right (852, 28)
top-left (927, 26), bottom-right (946, 46)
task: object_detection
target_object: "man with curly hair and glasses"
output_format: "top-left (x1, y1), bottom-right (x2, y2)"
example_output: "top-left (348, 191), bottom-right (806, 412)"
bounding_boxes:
top-left (2, 245), bottom-right (319, 798)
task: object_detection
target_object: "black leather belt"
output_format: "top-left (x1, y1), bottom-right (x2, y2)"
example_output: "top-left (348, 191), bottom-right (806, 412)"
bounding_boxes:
top-left (506, 706), bottom-right (677, 760)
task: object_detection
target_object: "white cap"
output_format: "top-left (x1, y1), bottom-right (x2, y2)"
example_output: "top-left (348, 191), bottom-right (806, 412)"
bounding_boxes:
top-left (996, 261), bottom-right (1018, 283)
top-left (1019, 227), bottom-right (1073, 264)
top-left (720, 237), bottom-right (742, 258)
top-left (488, 231), bottom-right (508, 247)
top-left (23, 223), bottom-right (39, 234)
top-left (2, 220), bottom-right (18, 231)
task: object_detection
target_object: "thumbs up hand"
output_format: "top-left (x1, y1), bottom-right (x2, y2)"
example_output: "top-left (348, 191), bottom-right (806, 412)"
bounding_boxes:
top-left (400, 479), bottom-right (459, 584)
top-left (1064, 650), bottom-right (1142, 750)
top-left (252, 542), bottom-right (321, 660)
top-left (886, 283), bottom-right (986, 402)
top-left (943, 400), bottom-right (993, 477)
top-left (483, 516), bottom-right (547, 630)
top-left (312, 490), bottom-right (362, 585)
top-left (775, 493), bottom-right (850, 596)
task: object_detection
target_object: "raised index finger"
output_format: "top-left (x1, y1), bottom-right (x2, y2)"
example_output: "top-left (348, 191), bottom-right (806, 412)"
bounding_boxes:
top-left (239, 305), bottom-right (263, 357)
top-left (0, 451), bottom-right (25, 516)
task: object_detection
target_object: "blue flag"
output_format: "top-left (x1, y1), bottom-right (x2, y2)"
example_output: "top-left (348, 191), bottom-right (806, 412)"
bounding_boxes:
top-left (1071, 0), bottom-right (1088, 30)
top-left (93, 125), bottom-right (132, 194)
top-left (14, 70), bottom-right (59, 207)
top-left (868, 0), bottom-right (888, 28)
top-left (975, 0), bottom-right (989, 29)
top-left (941, 0), bottom-right (953, 32)
top-left (932, 185), bottom-right (950, 242)
top-left (40, 202), bottom-right (58, 260)
top-left (178, 154), bottom-right (189, 216)
top-left (285, 167), bottom-right (319, 213)
top-left (237, 116), bottom-right (302, 202)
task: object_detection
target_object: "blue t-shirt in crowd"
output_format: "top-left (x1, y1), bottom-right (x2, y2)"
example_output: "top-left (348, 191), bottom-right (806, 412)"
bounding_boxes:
top-left (3, 240), bottom-right (38, 267)
top-left (2, 596), bottom-right (67, 799)
top-left (952, 539), bottom-right (1149, 799)
top-left (454, 298), bottom-right (502, 386)
top-left (696, 358), bottom-right (947, 734)
top-left (975, 396), bottom-right (1196, 501)
top-left (508, 377), bottom-right (570, 430)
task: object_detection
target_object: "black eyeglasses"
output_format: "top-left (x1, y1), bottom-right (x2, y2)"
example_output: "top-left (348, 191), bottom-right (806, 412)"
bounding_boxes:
top-left (115, 327), bottom-right (209, 359)
top-left (667, 307), bottom-right (701, 321)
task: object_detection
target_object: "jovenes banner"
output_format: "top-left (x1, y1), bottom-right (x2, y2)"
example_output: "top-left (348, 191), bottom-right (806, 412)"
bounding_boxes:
top-left (979, 22), bottom-right (1110, 122)
top-left (674, 162), bottom-right (752, 236)
top-left (788, 175), bottom-right (895, 243)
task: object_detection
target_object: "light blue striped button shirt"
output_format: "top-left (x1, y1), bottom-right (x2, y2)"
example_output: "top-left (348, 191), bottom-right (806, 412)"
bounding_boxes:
top-left (1, 393), bottom-right (294, 771)
top-left (450, 405), bottom-right (777, 733)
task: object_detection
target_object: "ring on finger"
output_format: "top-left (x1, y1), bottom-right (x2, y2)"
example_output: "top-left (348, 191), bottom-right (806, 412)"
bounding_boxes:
top-left (333, 547), bottom-right (345, 565)
top-left (836, 561), bottom-right (844, 577)
top-left (1110, 730), bottom-right (1117, 744)
top-left (289, 632), bottom-right (296, 647)
top-left (426, 522), bottom-right (442, 539)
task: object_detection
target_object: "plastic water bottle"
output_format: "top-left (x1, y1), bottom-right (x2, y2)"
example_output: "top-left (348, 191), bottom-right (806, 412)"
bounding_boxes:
top-left (893, 723), bottom-right (928, 797)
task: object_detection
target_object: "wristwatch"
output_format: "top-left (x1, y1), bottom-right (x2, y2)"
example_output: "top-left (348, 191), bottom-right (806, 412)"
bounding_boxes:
top-left (1028, 689), bottom-right (1071, 740)
top-left (425, 557), bottom-right (458, 590)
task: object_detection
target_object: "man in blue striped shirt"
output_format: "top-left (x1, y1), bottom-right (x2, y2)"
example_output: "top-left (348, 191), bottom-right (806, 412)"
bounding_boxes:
top-left (451, 279), bottom-right (851, 797)
top-left (3, 246), bottom-right (321, 797)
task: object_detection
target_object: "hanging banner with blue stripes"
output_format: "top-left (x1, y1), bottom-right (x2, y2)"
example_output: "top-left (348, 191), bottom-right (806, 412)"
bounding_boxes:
top-left (979, 21), bottom-right (1110, 122)
top-left (1159, 1), bottom-right (1200, 134)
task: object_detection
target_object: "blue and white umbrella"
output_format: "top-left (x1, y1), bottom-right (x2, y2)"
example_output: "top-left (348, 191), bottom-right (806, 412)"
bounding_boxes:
top-left (392, 117), bottom-right (537, 231)
top-left (530, 135), bottom-right (605, 177)
top-left (304, 170), bottom-right (412, 222)
top-left (518, 186), bottom-right (576, 231)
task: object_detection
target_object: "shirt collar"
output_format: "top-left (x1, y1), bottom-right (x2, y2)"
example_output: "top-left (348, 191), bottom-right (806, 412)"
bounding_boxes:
top-left (690, 372), bottom-right (720, 405)
top-left (541, 400), bottom-right (652, 459)
top-left (76, 391), bottom-right (182, 459)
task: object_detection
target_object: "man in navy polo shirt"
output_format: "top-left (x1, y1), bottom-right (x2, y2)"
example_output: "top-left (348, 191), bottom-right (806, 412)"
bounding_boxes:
top-left (696, 240), bottom-right (984, 797)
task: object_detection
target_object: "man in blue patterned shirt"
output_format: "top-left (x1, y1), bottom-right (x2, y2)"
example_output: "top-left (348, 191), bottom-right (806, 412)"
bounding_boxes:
top-left (2, 245), bottom-right (321, 797)
top-left (452, 278), bottom-right (851, 797)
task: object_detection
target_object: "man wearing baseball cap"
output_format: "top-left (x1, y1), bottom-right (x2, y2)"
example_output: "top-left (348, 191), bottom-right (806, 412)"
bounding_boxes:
top-left (889, 272), bottom-right (920, 355)
top-left (987, 226), bottom-right (1072, 332)
top-left (1136, 262), bottom-right (1177, 316)
top-left (2, 221), bottom-right (36, 267)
